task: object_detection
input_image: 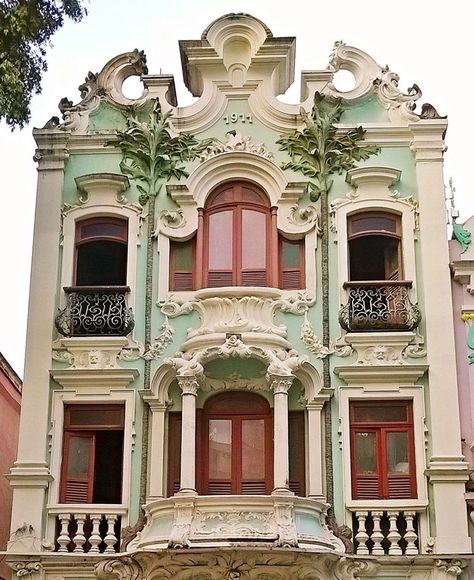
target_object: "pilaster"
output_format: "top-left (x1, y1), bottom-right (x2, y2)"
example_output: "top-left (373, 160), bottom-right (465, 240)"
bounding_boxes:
top-left (410, 121), bottom-right (471, 553)
top-left (8, 130), bottom-right (69, 548)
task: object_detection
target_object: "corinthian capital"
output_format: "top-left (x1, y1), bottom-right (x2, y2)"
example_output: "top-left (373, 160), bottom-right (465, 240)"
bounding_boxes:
top-left (177, 375), bottom-right (200, 396)
top-left (268, 376), bottom-right (294, 395)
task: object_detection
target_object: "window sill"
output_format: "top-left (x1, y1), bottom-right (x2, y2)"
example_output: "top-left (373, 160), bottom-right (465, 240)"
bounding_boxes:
top-left (346, 498), bottom-right (428, 511)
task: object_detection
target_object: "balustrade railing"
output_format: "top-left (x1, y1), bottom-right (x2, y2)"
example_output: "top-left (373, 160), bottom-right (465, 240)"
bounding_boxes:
top-left (55, 512), bottom-right (121, 553)
top-left (55, 286), bottom-right (134, 337)
top-left (352, 510), bottom-right (419, 555)
top-left (339, 281), bottom-right (421, 332)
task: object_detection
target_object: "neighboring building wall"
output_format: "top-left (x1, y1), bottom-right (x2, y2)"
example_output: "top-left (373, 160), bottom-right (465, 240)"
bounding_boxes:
top-left (0, 354), bottom-right (21, 580)
top-left (450, 217), bottom-right (474, 560)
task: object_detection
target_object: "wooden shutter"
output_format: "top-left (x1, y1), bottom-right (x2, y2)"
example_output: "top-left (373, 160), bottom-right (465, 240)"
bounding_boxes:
top-left (288, 411), bottom-right (306, 496)
top-left (167, 413), bottom-right (182, 496)
top-left (279, 237), bottom-right (304, 290)
top-left (170, 240), bottom-right (194, 291)
top-left (61, 432), bottom-right (95, 503)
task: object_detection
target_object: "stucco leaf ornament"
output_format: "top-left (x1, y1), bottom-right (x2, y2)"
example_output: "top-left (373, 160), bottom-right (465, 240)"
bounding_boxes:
top-left (452, 223), bottom-right (472, 254)
top-left (277, 91), bottom-right (380, 202)
top-left (113, 100), bottom-right (214, 204)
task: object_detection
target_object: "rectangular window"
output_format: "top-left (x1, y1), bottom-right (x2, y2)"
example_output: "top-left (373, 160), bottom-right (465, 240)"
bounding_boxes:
top-left (350, 401), bottom-right (416, 500)
top-left (60, 405), bottom-right (124, 504)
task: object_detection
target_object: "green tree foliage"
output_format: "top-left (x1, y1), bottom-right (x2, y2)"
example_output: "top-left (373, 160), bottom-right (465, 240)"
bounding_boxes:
top-left (277, 92), bottom-right (380, 201)
top-left (0, 0), bottom-right (86, 129)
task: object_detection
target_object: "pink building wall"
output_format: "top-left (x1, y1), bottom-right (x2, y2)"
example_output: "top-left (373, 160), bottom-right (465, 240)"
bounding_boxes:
top-left (449, 216), bottom-right (474, 561)
top-left (0, 354), bottom-right (21, 580)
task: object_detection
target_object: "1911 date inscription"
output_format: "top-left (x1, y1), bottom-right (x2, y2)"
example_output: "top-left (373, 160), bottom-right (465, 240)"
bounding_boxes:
top-left (223, 113), bottom-right (253, 124)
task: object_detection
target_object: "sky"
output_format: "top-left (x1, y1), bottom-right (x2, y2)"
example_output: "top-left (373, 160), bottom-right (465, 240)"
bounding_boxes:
top-left (0, 0), bottom-right (471, 377)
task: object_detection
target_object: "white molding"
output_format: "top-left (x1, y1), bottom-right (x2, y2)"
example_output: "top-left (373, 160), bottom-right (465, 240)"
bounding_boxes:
top-left (60, 173), bottom-right (143, 325)
top-left (332, 166), bottom-right (418, 307)
top-left (51, 368), bottom-right (138, 389)
top-left (46, 389), bottom-right (136, 545)
top-left (338, 385), bottom-right (428, 515)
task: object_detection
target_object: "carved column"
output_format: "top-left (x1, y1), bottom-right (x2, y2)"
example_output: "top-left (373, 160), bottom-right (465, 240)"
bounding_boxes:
top-left (306, 400), bottom-right (325, 498)
top-left (270, 376), bottom-right (294, 495)
top-left (177, 375), bottom-right (200, 495)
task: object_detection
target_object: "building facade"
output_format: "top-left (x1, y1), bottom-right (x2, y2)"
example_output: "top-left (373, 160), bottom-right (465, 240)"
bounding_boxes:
top-left (0, 353), bottom-right (22, 580)
top-left (5, 13), bottom-right (472, 579)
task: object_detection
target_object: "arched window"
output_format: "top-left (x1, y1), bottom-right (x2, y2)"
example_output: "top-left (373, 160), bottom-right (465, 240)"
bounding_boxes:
top-left (204, 182), bottom-right (271, 287)
top-left (75, 217), bottom-right (128, 286)
top-left (199, 392), bottom-right (273, 495)
top-left (348, 211), bottom-right (402, 281)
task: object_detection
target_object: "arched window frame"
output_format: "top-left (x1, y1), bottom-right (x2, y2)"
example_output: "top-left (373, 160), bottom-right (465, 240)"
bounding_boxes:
top-left (61, 204), bottom-right (141, 317)
top-left (347, 210), bottom-right (403, 282)
top-left (203, 181), bottom-right (274, 288)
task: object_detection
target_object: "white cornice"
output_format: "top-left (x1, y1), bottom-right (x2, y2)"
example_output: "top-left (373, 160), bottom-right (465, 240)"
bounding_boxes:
top-left (334, 363), bottom-right (427, 384)
top-left (50, 368), bottom-right (138, 389)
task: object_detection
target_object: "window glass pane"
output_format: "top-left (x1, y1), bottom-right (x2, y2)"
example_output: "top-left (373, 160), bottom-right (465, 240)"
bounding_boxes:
top-left (173, 241), bottom-right (193, 270)
top-left (353, 404), bottom-right (407, 423)
top-left (242, 419), bottom-right (265, 479)
top-left (76, 241), bottom-right (127, 286)
top-left (242, 210), bottom-right (266, 269)
top-left (354, 432), bottom-right (377, 473)
top-left (81, 221), bottom-right (126, 240)
top-left (208, 211), bottom-right (233, 269)
top-left (209, 188), bottom-right (233, 206)
top-left (351, 215), bottom-right (397, 235)
top-left (67, 435), bottom-right (91, 478)
top-left (281, 239), bottom-right (301, 269)
top-left (387, 432), bottom-right (409, 473)
top-left (242, 187), bottom-right (265, 204)
top-left (209, 419), bottom-right (232, 479)
top-left (68, 407), bottom-right (124, 428)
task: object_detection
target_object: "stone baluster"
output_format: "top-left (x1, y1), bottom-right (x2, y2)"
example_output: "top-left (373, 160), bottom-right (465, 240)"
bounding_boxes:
top-left (387, 511), bottom-right (402, 555)
top-left (72, 513), bottom-right (87, 553)
top-left (371, 511), bottom-right (384, 555)
top-left (269, 375), bottom-right (294, 495)
top-left (88, 515), bottom-right (103, 553)
top-left (355, 512), bottom-right (369, 555)
top-left (404, 511), bottom-right (418, 555)
top-left (104, 514), bottom-right (118, 553)
top-left (177, 375), bottom-right (200, 495)
top-left (57, 514), bottom-right (71, 552)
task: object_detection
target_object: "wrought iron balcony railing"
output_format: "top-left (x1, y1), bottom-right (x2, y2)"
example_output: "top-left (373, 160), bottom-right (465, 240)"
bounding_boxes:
top-left (338, 281), bottom-right (421, 332)
top-left (55, 286), bottom-right (134, 337)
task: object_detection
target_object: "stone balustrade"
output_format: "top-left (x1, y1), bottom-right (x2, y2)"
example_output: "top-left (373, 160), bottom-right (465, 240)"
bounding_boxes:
top-left (351, 509), bottom-right (420, 555)
top-left (53, 512), bottom-right (122, 553)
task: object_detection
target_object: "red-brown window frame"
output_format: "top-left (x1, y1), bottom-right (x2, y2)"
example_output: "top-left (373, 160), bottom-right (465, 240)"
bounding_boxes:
top-left (202, 182), bottom-right (273, 288)
top-left (74, 217), bottom-right (128, 286)
top-left (60, 404), bottom-right (125, 504)
top-left (349, 400), bottom-right (416, 500)
top-left (198, 392), bottom-right (274, 495)
top-left (347, 211), bottom-right (403, 282)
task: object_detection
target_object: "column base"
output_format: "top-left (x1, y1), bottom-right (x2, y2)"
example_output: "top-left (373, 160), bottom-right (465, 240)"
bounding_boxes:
top-left (175, 488), bottom-right (198, 497)
top-left (272, 487), bottom-right (294, 496)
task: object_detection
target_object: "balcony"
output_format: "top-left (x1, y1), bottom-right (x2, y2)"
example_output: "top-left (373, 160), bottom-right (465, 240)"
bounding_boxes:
top-left (51, 509), bottom-right (125, 553)
top-left (55, 286), bottom-right (134, 337)
top-left (339, 281), bottom-right (421, 332)
top-left (127, 495), bottom-right (344, 552)
top-left (350, 509), bottom-right (421, 555)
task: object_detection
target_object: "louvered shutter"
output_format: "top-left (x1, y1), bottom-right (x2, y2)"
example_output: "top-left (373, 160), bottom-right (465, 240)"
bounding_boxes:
top-left (279, 237), bottom-right (304, 290)
top-left (61, 432), bottom-right (95, 503)
top-left (167, 413), bottom-right (182, 496)
top-left (288, 411), bottom-right (306, 496)
top-left (170, 240), bottom-right (194, 291)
